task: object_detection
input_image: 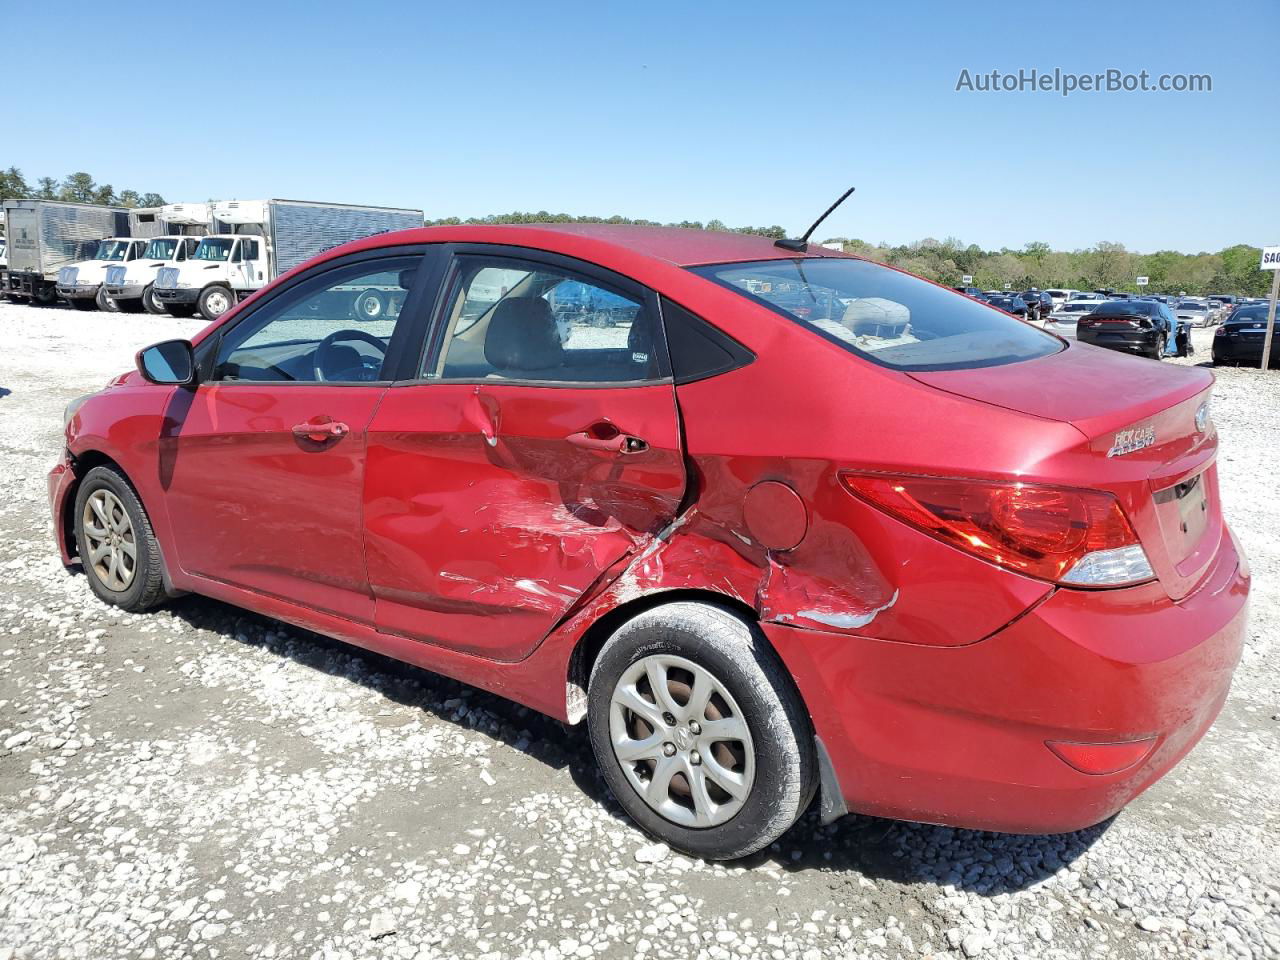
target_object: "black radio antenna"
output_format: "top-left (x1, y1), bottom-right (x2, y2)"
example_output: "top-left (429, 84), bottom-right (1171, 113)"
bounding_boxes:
top-left (775, 186), bottom-right (856, 252)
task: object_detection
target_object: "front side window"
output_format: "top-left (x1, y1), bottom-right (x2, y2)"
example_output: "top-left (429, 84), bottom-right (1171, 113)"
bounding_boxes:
top-left (143, 238), bottom-right (179, 261)
top-left (94, 240), bottom-right (131, 261)
top-left (430, 257), bottom-right (661, 384)
top-left (212, 256), bottom-right (419, 383)
top-left (194, 238), bottom-right (233, 262)
top-left (693, 257), bottom-right (1062, 371)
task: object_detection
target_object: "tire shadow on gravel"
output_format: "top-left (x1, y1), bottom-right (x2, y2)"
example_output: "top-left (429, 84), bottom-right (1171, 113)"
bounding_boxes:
top-left (741, 811), bottom-right (1114, 895)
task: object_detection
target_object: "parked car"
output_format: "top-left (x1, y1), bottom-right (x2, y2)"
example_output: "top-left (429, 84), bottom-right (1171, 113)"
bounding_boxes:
top-left (952, 285), bottom-right (985, 299)
top-left (1043, 288), bottom-right (1076, 309)
top-left (986, 294), bottom-right (1032, 319)
top-left (1176, 300), bottom-right (1215, 328)
top-left (1018, 290), bottom-right (1053, 320)
top-left (51, 224), bottom-right (1247, 860)
top-left (1212, 304), bottom-right (1280, 367)
top-left (1043, 299), bottom-right (1105, 339)
top-left (1076, 298), bottom-right (1175, 358)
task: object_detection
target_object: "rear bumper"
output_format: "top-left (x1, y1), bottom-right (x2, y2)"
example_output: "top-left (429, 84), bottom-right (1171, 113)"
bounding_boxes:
top-left (153, 287), bottom-right (198, 304)
top-left (1078, 329), bottom-right (1161, 354)
top-left (1213, 337), bottom-right (1280, 365)
top-left (768, 522), bottom-right (1248, 834)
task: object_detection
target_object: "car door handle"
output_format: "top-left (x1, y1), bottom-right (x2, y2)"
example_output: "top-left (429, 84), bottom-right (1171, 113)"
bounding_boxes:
top-left (292, 420), bottom-right (349, 442)
top-left (565, 431), bottom-right (648, 455)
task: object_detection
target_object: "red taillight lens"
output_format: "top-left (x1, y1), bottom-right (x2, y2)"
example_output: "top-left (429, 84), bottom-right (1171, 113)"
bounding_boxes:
top-left (840, 472), bottom-right (1142, 583)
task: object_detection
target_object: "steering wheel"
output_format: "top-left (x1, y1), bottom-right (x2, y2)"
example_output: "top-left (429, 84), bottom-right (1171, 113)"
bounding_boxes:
top-left (313, 328), bottom-right (388, 382)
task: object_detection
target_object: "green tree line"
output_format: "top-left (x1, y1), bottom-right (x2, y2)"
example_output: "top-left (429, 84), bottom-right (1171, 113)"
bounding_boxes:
top-left (427, 212), bottom-right (1271, 298)
top-left (0, 166), bottom-right (165, 210)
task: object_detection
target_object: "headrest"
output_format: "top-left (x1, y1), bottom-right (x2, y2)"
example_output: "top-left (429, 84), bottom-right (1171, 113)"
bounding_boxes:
top-left (485, 298), bottom-right (563, 374)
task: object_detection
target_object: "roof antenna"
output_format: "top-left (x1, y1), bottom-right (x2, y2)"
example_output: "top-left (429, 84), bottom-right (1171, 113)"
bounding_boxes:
top-left (775, 186), bottom-right (856, 252)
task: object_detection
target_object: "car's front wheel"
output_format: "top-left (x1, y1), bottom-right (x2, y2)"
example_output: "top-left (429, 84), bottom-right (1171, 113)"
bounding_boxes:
top-left (587, 602), bottom-right (816, 860)
top-left (73, 465), bottom-right (167, 612)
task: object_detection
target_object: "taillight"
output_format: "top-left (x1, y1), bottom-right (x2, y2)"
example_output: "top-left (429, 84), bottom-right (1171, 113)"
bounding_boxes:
top-left (840, 472), bottom-right (1154, 587)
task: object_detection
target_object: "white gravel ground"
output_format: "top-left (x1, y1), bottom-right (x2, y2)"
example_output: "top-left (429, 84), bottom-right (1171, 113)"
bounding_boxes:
top-left (0, 301), bottom-right (1277, 960)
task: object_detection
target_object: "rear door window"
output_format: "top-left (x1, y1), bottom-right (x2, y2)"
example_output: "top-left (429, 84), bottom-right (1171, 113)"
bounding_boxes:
top-left (693, 257), bottom-right (1061, 371)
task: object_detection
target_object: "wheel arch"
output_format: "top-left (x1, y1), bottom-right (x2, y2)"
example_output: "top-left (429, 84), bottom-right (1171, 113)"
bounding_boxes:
top-left (63, 450), bottom-right (182, 597)
top-left (564, 587), bottom-right (766, 725)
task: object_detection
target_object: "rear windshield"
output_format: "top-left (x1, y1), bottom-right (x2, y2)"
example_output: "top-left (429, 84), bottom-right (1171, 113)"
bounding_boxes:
top-left (692, 258), bottom-right (1061, 371)
top-left (1093, 301), bottom-right (1153, 316)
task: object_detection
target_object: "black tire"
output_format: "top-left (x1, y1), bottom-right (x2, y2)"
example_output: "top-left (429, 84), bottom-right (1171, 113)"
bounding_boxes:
top-left (141, 285), bottom-right (167, 315)
top-left (68, 298), bottom-right (96, 311)
top-left (198, 284), bottom-right (237, 321)
top-left (95, 286), bottom-right (119, 313)
top-left (166, 303), bottom-right (198, 318)
top-left (352, 289), bottom-right (386, 322)
top-left (587, 601), bottom-right (816, 860)
top-left (33, 286), bottom-right (58, 305)
top-left (72, 465), bottom-right (167, 612)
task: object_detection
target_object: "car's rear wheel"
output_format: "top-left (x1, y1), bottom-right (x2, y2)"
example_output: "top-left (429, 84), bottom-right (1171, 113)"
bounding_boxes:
top-left (587, 602), bottom-right (816, 860)
top-left (73, 466), bottom-right (167, 612)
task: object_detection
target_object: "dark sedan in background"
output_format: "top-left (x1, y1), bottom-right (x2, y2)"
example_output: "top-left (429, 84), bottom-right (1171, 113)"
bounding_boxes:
top-left (1018, 290), bottom-right (1054, 319)
top-left (1213, 304), bottom-right (1279, 367)
top-left (1076, 299), bottom-right (1177, 359)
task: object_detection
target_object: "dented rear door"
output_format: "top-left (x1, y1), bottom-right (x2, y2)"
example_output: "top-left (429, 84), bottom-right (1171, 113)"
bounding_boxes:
top-left (363, 381), bottom-right (685, 660)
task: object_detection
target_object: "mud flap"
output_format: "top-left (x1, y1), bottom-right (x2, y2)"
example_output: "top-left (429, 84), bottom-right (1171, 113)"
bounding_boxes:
top-left (815, 735), bottom-right (848, 824)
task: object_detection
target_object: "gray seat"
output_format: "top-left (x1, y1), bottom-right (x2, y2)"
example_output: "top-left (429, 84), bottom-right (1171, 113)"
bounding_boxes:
top-left (484, 299), bottom-right (565, 379)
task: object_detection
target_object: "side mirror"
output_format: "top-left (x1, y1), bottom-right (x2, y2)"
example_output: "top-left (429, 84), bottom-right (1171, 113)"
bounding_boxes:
top-left (137, 339), bottom-right (196, 386)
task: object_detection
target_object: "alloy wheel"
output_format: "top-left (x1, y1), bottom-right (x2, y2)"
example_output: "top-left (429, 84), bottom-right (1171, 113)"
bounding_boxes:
top-left (82, 489), bottom-right (136, 591)
top-left (609, 654), bottom-right (755, 828)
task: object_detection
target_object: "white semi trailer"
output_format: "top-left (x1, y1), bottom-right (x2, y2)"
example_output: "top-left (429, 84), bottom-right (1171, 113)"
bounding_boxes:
top-left (2, 200), bottom-right (130, 305)
top-left (153, 199), bottom-right (423, 320)
top-left (103, 204), bottom-right (213, 314)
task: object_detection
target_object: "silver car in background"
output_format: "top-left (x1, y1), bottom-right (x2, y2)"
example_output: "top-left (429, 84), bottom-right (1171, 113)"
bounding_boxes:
top-left (1044, 298), bottom-right (1107, 339)
top-left (1176, 299), bottom-right (1214, 327)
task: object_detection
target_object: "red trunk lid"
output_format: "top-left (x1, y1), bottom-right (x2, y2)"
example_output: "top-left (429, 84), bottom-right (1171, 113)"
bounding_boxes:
top-left (909, 342), bottom-right (1219, 600)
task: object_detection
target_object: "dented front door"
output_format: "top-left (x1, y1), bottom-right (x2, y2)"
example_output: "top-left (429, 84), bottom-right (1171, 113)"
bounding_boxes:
top-left (362, 381), bottom-right (686, 661)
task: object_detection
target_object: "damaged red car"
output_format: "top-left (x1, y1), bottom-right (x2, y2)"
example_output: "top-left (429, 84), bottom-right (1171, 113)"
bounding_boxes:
top-left (50, 224), bottom-right (1249, 859)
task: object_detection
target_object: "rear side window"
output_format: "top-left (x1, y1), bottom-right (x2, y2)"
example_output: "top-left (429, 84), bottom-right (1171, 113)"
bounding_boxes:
top-left (660, 297), bottom-right (753, 384)
top-left (430, 256), bottom-right (662, 384)
top-left (693, 258), bottom-right (1061, 371)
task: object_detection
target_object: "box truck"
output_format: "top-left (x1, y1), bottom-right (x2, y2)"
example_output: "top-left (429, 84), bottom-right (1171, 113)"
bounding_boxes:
top-left (153, 199), bottom-right (423, 320)
top-left (3, 200), bottom-right (130, 305)
top-left (103, 204), bottom-right (213, 314)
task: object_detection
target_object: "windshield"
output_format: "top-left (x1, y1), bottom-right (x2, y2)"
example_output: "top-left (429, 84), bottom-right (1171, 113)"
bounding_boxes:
top-left (193, 238), bottom-right (233, 262)
top-left (93, 240), bottom-right (131, 261)
top-left (142, 238), bottom-right (179, 260)
top-left (693, 257), bottom-right (1061, 371)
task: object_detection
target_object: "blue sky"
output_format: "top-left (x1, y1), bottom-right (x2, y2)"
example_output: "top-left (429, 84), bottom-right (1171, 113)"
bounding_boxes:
top-left (8, 0), bottom-right (1276, 253)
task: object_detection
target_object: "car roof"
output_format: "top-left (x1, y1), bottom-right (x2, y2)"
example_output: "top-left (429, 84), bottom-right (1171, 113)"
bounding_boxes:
top-left (347, 223), bottom-right (854, 268)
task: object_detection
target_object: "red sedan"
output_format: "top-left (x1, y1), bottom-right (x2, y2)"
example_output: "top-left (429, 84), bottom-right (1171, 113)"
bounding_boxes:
top-left (49, 225), bottom-right (1249, 859)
